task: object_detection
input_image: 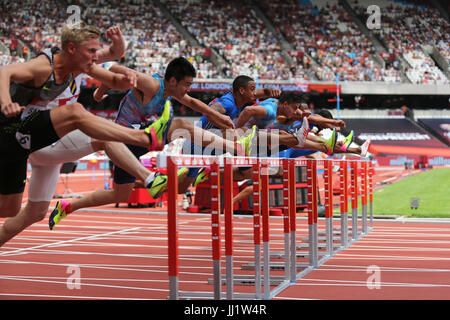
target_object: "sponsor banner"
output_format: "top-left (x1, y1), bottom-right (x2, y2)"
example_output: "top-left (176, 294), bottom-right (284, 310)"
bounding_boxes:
top-left (418, 118), bottom-right (450, 145)
top-left (189, 80), bottom-right (337, 93)
top-left (374, 155), bottom-right (450, 166)
top-left (343, 118), bottom-right (447, 148)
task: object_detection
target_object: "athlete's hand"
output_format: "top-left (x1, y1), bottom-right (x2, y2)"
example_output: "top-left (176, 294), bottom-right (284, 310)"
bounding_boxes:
top-left (218, 113), bottom-right (235, 129)
top-left (121, 69), bottom-right (138, 89)
top-left (105, 26), bottom-right (123, 43)
top-left (1, 102), bottom-right (25, 117)
top-left (263, 87), bottom-right (282, 98)
top-left (295, 108), bottom-right (311, 120)
top-left (207, 113), bottom-right (235, 130)
top-left (93, 88), bottom-right (108, 102)
top-left (334, 119), bottom-right (346, 128)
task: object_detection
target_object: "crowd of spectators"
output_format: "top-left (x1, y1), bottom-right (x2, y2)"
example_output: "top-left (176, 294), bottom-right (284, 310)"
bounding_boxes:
top-left (0, 54), bottom-right (25, 66)
top-left (162, 0), bottom-right (304, 80)
top-left (259, 0), bottom-right (403, 82)
top-left (0, 0), bottom-right (447, 84)
top-left (351, 0), bottom-right (449, 84)
top-left (0, 0), bottom-right (219, 78)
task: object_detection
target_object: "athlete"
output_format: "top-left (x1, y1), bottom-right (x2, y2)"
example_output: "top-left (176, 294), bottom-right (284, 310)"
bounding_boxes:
top-left (191, 93), bottom-right (345, 186)
top-left (10, 26), bottom-right (170, 238)
top-left (0, 22), bottom-right (188, 246)
top-left (47, 59), bottom-right (260, 230)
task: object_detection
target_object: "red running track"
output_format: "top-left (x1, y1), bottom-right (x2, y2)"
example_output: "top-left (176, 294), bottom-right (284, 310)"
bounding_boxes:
top-left (1, 208), bottom-right (450, 300)
top-left (1, 166), bottom-right (449, 300)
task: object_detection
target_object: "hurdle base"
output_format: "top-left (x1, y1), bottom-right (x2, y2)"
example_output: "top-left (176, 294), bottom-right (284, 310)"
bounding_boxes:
top-left (208, 274), bottom-right (287, 286)
top-left (174, 291), bottom-right (258, 300)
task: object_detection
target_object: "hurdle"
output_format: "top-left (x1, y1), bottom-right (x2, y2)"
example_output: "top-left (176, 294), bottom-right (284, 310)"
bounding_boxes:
top-left (339, 159), bottom-right (350, 248)
top-left (350, 161), bottom-right (359, 241)
top-left (368, 161), bottom-right (374, 230)
top-left (159, 154), bottom-right (373, 300)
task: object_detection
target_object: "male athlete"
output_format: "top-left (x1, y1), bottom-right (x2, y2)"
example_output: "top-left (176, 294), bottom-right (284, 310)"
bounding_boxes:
top-left (47, 60), bottom-right (261, 230)
top-left (0, 22), bottom-right (191, 246)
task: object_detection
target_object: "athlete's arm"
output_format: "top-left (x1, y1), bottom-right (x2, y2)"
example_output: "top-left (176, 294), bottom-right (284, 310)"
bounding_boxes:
top-left (96, 26), bottom-right (125, 64)
top-left (177, 95), bottom-right (235, 130)
top-left (0, 55), bottom-right (51, 117)
top-left (86, 64), bottom-right (137, 92)
top-left (308, 114), bottom-right (345, 129)
top-left (235, 105), bottom-right (266, 128)
top-left (209, 101), bottom-right (226, 114)
top-left (255, 87), bottom-right (281, 99)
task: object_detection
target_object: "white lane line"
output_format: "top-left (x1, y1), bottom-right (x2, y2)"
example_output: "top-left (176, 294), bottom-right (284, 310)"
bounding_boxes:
top-left (0, 227), bottom-right (141, 257)
top-left (0, 293), bottom-right (149, 300)
top-left (292, 278), bottom-right (450, 288)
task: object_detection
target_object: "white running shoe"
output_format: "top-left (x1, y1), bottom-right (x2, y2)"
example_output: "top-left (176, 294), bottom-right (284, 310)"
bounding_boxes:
top-left (293, 117), bottom-right (310, 147)
top-left (360, 138), bottom-right (371, 158)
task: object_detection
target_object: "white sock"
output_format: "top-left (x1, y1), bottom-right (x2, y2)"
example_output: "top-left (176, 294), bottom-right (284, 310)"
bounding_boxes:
top-left (144, 172), bottom-right (157, 188)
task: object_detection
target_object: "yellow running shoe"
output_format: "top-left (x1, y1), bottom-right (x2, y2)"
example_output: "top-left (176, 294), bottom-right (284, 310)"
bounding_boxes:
top-left (318, 128), bottom-right (337, 155)
top-left (236, 125), bottom-right (257, 156)
top-left (49, 200), bottom-right (70, 230)
top-left (340, 130), bottom-right (354, 152)
top-left (192, 167), bottom-right (211, 187)
top-left (144, 99), bottom-right (173, 151)
top-left (147, 168), bottom-right (189, 199)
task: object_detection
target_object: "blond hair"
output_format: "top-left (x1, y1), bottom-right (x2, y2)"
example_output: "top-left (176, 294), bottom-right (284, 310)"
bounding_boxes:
top-left (60, 21), bottom-right (100, 51)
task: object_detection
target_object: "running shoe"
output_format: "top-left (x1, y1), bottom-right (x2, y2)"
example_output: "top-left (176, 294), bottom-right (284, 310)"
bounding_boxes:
top-left (236, 125), bottom-right (257, 156)
top-left (49, 200), bottom-right (70, 230)
top-left (340, 130), bottom-right (354, 152)
top-left (360, 138), bottom-right (371, 158)
top-left (323, 128), bottom-right (337, 156)
top-left (293, 117), bottom-right (310, 147)
top-left (147, 167), bottom-right (189, 199)
top-left (192, 167), bottom-right (211, 187)
top-left (144, 99), bottom-right (172, 151)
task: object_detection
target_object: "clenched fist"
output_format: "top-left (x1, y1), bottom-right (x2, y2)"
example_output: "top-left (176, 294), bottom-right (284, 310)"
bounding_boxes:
top-left (1, 102), bottom-right (25, 117)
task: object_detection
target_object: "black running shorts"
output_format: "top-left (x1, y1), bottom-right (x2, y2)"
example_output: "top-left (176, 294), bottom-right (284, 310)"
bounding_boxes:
top-left (0, 110), bottom-right (60, 194)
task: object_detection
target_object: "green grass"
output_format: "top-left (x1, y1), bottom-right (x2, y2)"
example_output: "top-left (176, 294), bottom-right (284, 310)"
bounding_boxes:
top-left (372, 168), bottom-right (450, 218)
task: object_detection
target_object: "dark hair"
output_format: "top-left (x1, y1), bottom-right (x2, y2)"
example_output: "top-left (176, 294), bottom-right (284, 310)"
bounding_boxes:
top-left (278, 91), bottom-right (302, 104)
top-left (232, 75), bottom-right (254, 92)
top-left (317, 109), bottom-right (333, 119)
top-left (165, 57), bottom-right (196, 82)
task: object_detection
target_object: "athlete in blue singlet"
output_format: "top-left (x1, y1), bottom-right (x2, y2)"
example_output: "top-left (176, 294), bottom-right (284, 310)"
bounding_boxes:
top-left (185, 75), bottom-right (281, 179)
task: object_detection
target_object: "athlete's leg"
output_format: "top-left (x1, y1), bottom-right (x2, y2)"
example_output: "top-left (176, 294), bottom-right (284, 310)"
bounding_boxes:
top-left (167, 118), bottom-right (255, 156)
top-left (1, 162), bottom-right (63, 243)
top-left (233, 185), bottom-right (253, 206)
top-left (0, 163), bottom-right (59, 246)
top-left (70, 182), bottom-right (134, 213)
top-left (0, 144), bottom-right (29, 220)
top-left (92, 140), bottom-right (153, 184)
top-left (0, 194), bottom-right (23, 219)
top-left (0, 200), bottom-right (51, 246)
top-left (49, 103), bottom-right (150, 148)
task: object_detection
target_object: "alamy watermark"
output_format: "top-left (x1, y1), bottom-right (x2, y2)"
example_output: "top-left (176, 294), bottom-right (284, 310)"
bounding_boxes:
top-left (66, 264), bottom-right (82, 290)
top-left (366, 5), bottom-right (381, 30)
top-left (66, 5), bottom-right (81, 27)
top-left (366, 265), bottom-right (381, 289)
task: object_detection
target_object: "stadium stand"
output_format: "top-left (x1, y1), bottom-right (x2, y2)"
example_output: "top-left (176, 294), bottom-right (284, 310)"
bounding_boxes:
top-left (350, 0), bottom-right (450, 84)
top-left (1, 0), bottom-right (448, 84)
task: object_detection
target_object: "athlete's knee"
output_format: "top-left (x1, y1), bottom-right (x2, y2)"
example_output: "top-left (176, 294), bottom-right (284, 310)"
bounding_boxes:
top-left (24, 201), bottom-right (50, 223)
top-left (90, 139), bottom-right (107, 151)
top-left (0, 195), bottom-right (22, 218)
top-left (171, 118), bottom-right (192, 130)
top-left (66, 102), bottom-right (90, 123)
top-left (169, 118), bottom-right (193, 140)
